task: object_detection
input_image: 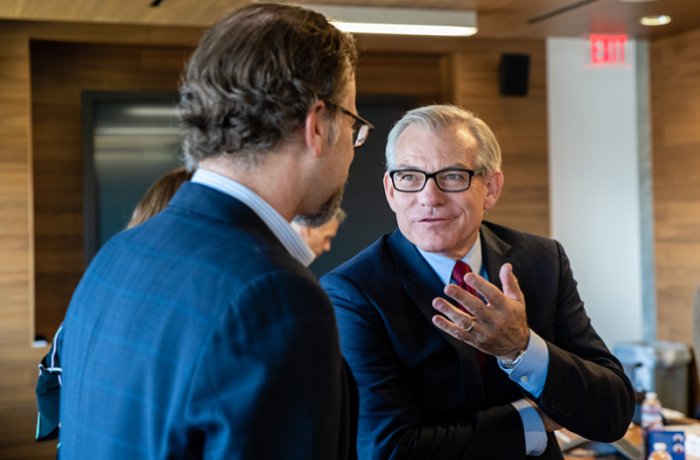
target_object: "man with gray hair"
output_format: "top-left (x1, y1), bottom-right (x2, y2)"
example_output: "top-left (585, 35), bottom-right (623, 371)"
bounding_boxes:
top-left (60, 3), bottom-right (371, 459)
top-left (321, 104), bottom-right (633, 459)
top-left (292, 208), bottom-right (348, 258)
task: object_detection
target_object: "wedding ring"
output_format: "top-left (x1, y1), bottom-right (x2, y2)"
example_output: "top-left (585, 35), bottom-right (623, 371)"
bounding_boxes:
top-left (465, 318), bottom-right (476, 332)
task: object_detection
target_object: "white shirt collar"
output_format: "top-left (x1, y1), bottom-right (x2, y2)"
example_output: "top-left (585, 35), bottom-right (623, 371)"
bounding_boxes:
top-left (191, 169), bottom-right (315, 267)
top-left (417, 234), bottom-right (484, 285)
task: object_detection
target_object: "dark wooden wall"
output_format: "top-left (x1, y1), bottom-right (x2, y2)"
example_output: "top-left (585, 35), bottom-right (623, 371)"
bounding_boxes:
top-left (0, 20), bottom-right (46, 460)
top-left (31, 41), bottom-right (191, 342)
top-left (0, 21), bottom-right (201, 460)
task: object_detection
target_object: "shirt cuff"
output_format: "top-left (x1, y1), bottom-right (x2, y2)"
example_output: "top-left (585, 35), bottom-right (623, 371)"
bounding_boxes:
top-left (511, 399), bottom-right (548, 456)
top-left (498, 330), bottom-right (549, 398)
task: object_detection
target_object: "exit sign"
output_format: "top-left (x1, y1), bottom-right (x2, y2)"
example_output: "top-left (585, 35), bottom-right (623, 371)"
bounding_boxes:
top-left (589, 34), bottom-right (628, 65)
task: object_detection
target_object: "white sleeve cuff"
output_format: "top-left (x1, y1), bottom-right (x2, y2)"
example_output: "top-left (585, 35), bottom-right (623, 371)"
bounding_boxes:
top-left (499, 330), bottom-right (549, 398)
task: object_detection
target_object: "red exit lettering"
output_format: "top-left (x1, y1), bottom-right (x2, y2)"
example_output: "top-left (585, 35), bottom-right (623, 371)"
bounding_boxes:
top-left (590, 34), bottom-right (628, 65)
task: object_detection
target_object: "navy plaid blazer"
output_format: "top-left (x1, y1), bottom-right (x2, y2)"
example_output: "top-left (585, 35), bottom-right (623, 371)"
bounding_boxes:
top-left (60, 183), bottom-right (356, 459)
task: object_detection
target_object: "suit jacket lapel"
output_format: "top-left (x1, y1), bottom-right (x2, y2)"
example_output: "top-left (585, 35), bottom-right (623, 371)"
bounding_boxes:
top-left (387, 230), bottom-right (443, 323)
top-left (480, 222), bottom-right (512, 291)
top-left (387, 231), bottom-right (486, 400)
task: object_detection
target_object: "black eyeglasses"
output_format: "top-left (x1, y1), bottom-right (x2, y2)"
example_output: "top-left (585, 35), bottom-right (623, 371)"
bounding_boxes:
top-left (389, 168), bottom-right (478, 193)
top-left (325, 101), bottom-right (375, 148)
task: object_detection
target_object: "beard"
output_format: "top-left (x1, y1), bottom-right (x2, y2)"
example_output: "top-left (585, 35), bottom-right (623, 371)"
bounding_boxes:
top-left (295, 186), bottom-right (345, 228)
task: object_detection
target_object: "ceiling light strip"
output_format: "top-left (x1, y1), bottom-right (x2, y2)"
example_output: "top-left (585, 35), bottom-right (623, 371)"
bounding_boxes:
top-left (305, 4), bottom-right (478, 37)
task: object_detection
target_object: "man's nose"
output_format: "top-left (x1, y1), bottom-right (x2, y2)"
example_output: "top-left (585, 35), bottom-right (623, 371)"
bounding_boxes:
top-left (417, 177), bottom-right (445, 207)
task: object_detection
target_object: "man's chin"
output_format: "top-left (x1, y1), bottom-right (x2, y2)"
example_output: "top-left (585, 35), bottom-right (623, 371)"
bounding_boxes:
top-left (405, 232), bottom-right (451, 254)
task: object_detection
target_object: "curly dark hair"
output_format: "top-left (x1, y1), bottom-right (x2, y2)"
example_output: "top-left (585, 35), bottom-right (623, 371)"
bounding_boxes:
top-left (179, 2), bottom-right (358, 166)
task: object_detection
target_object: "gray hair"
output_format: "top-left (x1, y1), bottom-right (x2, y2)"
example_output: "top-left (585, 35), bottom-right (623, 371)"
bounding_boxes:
top-left (292, 207), bottom-right (346, 228)
top-left (334, 207), bottom-right (348, 224)
top-left (385, 104), bottom-right (502, 175)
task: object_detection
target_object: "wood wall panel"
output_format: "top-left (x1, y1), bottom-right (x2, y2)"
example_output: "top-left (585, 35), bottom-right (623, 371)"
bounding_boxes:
top-left (0, 22), bottom-right (56, 460)
top-left (0, 21), bottom-right (203, 460)
top-left (31, 40), bottom-right (193, 343)
top-left (356, 53), bottom-right (445, 102)
top-left (651, 28), bottom-right (700, 344)
top-left (453, 39), bottom-right (549, 237)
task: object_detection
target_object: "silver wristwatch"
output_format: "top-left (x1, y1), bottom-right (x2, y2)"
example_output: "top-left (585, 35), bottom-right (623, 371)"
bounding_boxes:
top-left (498, 349), bottom-right (527, 369)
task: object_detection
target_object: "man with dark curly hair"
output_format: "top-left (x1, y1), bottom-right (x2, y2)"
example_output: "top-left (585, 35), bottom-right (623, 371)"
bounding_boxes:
top-left (59, 3), bottom-right (370, 459)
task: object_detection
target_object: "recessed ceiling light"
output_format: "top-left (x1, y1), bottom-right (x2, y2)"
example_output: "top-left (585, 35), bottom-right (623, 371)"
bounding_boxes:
top-left (640, 15), bottom-right (671, 26)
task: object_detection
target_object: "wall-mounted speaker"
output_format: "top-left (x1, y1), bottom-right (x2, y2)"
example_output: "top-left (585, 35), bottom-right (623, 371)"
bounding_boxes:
top-left (499, 53), bottom-right (530, 97)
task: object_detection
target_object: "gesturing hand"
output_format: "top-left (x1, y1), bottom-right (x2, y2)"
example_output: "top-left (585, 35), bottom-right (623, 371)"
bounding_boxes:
top-left (431, 263), bottom-right (530, 359)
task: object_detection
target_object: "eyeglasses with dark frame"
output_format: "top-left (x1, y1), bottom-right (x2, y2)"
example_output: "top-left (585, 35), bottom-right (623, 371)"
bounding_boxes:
top-left (325, 101), bottom-right (375, 148)
top-left (389, 168), bottom-right (478, 193)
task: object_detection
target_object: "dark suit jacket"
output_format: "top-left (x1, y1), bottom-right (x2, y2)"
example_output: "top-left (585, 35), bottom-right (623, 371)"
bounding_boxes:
top-left (321, 222), bottom-right (634, 459)
top-left (60, 183), bottom-right (355, 459)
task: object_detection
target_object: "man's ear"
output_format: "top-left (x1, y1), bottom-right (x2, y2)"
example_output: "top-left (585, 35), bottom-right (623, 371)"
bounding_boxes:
top-left (299, 225), bottom-right (312, 239)
top-left (484, 171), bottom-right (504, 210)
top-left (291, 221), bottom-right (310, 237)
top-left (383, 172), bottom-right (397, 213)
top-left (304, 100), bottom-right (328, 157)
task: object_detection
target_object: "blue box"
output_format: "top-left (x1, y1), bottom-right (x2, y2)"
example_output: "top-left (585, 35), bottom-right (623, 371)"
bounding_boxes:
top-left (647, 430), bottom-right (686, 460)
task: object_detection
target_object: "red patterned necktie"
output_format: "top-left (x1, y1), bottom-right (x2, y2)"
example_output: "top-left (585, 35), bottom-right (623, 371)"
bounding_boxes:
top-left (451, 260), bottom-right (488, 375)
top-left (451, 261), bottom-right (479, 313)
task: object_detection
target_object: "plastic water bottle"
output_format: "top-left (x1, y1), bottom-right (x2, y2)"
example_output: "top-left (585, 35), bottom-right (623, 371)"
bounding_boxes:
top-left (641, 392), bottom-right (664, 458)
top-left (641, 391), bottom-right (663, 430)
top-left (647, 442), bottom-right (671, 460)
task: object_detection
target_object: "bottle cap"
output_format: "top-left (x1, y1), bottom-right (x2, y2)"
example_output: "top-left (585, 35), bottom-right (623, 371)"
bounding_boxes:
top-left (646, 391), bottom-right (658, 399)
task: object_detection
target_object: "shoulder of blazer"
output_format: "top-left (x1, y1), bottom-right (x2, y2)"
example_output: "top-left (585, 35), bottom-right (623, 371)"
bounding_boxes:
top-left (480, 220), bottom-right (565, 293)
top-left (481, 221), bottom-right (555, 248)
top-left (326, 230), bottom-right (434, 281)
top-left (481, 220), bottom-right (560, 256)
top-left (167, 182), bottom-right (282, 247)
top-left (327, 232), bottom-right (395, 277)
top-left (168, 182), bottom-right (262, 224)
top-left (322, 230), bottom-right (443, 303)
